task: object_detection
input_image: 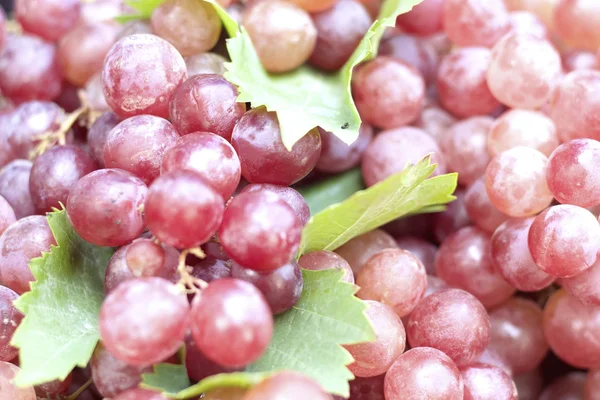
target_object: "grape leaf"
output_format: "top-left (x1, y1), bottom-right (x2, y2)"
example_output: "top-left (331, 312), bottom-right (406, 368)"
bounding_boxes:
top-left (142, 363), bottom-right (191, 396)
top-left (299, 156), bottom-right (458, 255)
top-left (296, 169), bottom-right (365, 215)
top-left (116, 0), bottom-right (166, 22)
top-left (11, 210), bottom-right (114, 387)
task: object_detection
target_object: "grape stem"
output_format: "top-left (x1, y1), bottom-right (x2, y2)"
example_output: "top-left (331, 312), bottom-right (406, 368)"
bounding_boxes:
top-left (65, 378), bottom-right (93, 400)
top-left (176, 247), bottom-right (208, 294)
top-left (29, 105), bottom-right (89, 159)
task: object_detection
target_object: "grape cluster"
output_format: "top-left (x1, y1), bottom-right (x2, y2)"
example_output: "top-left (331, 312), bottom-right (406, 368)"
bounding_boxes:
top-left (0, 0), bottom-right (600, 399)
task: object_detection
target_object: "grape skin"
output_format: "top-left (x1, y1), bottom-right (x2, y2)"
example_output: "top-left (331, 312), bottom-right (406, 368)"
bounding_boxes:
top-left (0, 285), bottom-right (23, 361)
top-left (243, 371), bottom-right (333, 400)
top-left (0, 361), bottom-right (36, 400)
top-left (298, 250), bottom-right (355, 284)
top-left (91, 344), bottom-right (152, 398)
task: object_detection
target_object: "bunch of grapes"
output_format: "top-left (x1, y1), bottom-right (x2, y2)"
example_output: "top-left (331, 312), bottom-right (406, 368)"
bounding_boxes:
top-left (0, 0), bottom-right (600, 399)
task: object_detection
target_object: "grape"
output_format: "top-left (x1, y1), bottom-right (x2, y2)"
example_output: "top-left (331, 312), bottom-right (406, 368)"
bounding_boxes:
top-left (185, 52), bottom-right (227, 76)
top-left (298, 250), bottom-right (355, 283)
top-left (528, 205), bottom-right (600, 278)
top-left (55, 83), bottom-right (82, 113)
top-left (15, 0), bottom-right (80, 42)
top-left (201, 240), bottom-right (229, 261)
top-left (84, 73), bottom-right (112, 113)
top-left (484, 147), bottom-right (553, 217)
top-left (88, 112), bottom-right (120, 167)
top-left (7, 101), bottom-right (63, 159)
top-left (219, 190), bottom-right (302, 272)
top-left (0, 195), bottom-right (15, 236)
top-left (440, 117), bottom-right (493, 186)
top-left (436, 48), bottom-right (500, 118)
top-left (151, 0), bottom-right (222, 57)
top-left (407, 289), bottom-right (490, 366)
top-left (29, 145), bottom-right (98, 213)
top-left (396, 0), bottom-right (444, 36)
top-left (230, 260), bottom-right (303, 315)
top-left (384, 347), bottom-right (464, 400)
top-left (288, 0), bottom-right (339, 12)
top-left (488, 109), bottom-right (559, 157)
top-left (443, 0), bottom-right (510, 47)
top-left (379, 34), bottom-right (438, 86)
top-left (91, 344), bottom-right (152, 398)
top-left (487, 33), bottom-right (562, 109)
top-left (356, 248), bottom-right (427, 317)
top-left (231, 108), bottom-right (321, 186)
top-left (240, 183), bottom-right (310, 226)
top-left (185, 335), bottom-right (239, 382)
top-left (34, 375), bottom-right (72, 398)
top-left (0, 9), bottom-right (5, 49)
top-left (169, 74), bottom-right (246, 140)
top-left (345, 300), bottom-right (406, 377)
top-left (192, 258), bottom-right (231, 283)
top-left (0, 160), bottom-right (35, 220)
top-left (0, 361), bottom-right (36, 400)
top-left (113, 388), bottom-right (168, 400)
top-left (423, 274), bottom-right (450, 298)
top-left (435, 227), bottom-right (515, 308)
top-left (309, 0), bottom-right (372, 71)
top-left (504, 0), bottom-right (557, 27)
top-left (553, 0), bottom-right (600, 51)
top-left (561, 256), bottom-right (600, 306)
top-left (539, 372), bottom-right (587, 400)
top-left (549, 70), bottom-right (600, 142)
top-left (67, 169), bottom-right (147, 247)
top-left (0, 34), bottom-right (63, 104)
top-left (546, 139), bottom-right (600, 208)
top-left (465, 177), bottom-right (510, 233)
top-left (161, 132), bottom-right (241, 200)
top-left (475, 348), bottom-right (512, 375)
top-left (79, 0), bottom-right (123, 25)
top-left (334, 229), bottom-right (398, 275)
top-left (352, 57), bottom-right (425, 130)
top-left (0, 216), bottom-right (56, 294)
top-left (563, 50), bottom-right (598, 72)
top-left (315, 124), bottom-right (373, 174)
top-left (117, 20), bottom-right (154, 40)
top-left (0, 286), bottom-right (23, 361)
top-left (394, 237), bottom-right (437, 276)
top-left (361, 127), bottom-right (446, 187)
top-left (102, 34), bottom-right (188, 119)
top-left (461, 363), bottom-right (517, 400)
top-left (513, 369), bottom-right (543, 400)
top-left (489, 298), bottom-right (547, 374)
top-left (243, 372), bottom-right (332, 400)
top-left (104, 115), bottom-right (180, 184)
top-left (432, 189), bottom-right (471, 243)
top-left (585, 369), bottom-right (600, 400)
top-left (507, 10), bottom-right (549, 37)
top-left (490, 218), bottom-right (555, 292)
top-left (414, 106), bottom-right (457, 142)
top-left (242, 0), bottom-right (317, 73)
top-left (190, 278), bottom-right (273, 367)
top-left (126, 239), bottom-right (169, 278)
top-left (100, 277), bottom-right (189, 366)
top-left (145, 170), bottom-right (224, 249)
top-left (347, 375), bottom-right (385, 400)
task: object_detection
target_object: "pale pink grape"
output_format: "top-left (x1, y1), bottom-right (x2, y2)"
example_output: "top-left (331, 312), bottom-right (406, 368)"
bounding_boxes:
top-left (563, 50), bottom-right (598, 72)
top-left (334, 229), bottom-right (398, 276)
top-left (465, 177), bottom-right (510, 234)
top-left (461, 363), bottom-right (518, 400)
top-left (507, 10), bottom-right (548, 38)
top-left (553, 0), bottom-right (600, 51)
top-left (562, 257), bottom-right (600, 305)
top-left (414, 106), bottom-right (456, 142)
top-left (443, 0), bottom-right (510, 47)
top-left (0, 362), bottom-right (35, 400)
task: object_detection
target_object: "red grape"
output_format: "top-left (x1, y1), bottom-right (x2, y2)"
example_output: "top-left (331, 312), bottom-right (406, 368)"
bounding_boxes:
top-left (335, 229), bottom-right (398, 275)
top-left (185, 52), bottom-right (227, 77)
top-left (513, 369), bottom-right (543, 400)
top-left (394, 236), bottom-right (437, 275)
top-left (192, 258), bottom-right (231, 284)
top-left (585, 369), bottom-right (600, 400)
top-left (297, 250), bottom-right (354, 283)
top-left (7, 101), bottom-right (63, 159)
top-left (461, 363), bottom-right (517, 400)
top-left (0, 286), bottom-right (23, 362)
top-left (396, 0), bottom-right (444, 36)
top-left (315, 124), bottom-right (373, 174)
top-left (15, 0), bottom-right (80, 42)
top-left (443, 0), bottom-right (510, 47)
top-left (91, 345), bottom-right (152, 398)
top-left (0, 160), bottom-right (36, 219)
top-left (539, 372), bottom-right (587, 400)
top-left (84, 73), bottom-right (112, 114)
top-left (240, 183), bottom-right (310, 226)
top-left (87, 112), bottom-right (120, 167)
top-left (0, 196), bottom-right (15, 236)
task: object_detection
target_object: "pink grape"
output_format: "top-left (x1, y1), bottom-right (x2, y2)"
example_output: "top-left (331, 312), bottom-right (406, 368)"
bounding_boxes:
top-left (475, 348), bottom-right (512, 375)
top-left (352, 57), bottom-right (425, 130)
top-left (384, 347), bottom-right (464, 400)
top-left (192, 258), bottom-right (231, 284)
top-left (461, 363), bottom-right (517, 400)
top-left (15, 0), bottom-right (80, 42)
top-left (396, 0), bottom-right (444, 36)
top-left (414, 106), bottom-right (457, 142)
top-left (394, 236), bottom-right (437, 275)
top-left (7, 101), bottom-right (63, 159)
top-left (423, 274), bottom-right (450, 298)
top-left (485, 147), bottom-right (553, 217)
top-left (334, 229), bottom-right (398, 275)
top-left (185, 52), bottom-right (227, 76)
top-left (0, 286), bottom-right (23, 361)
top-left (231, 108), bottom-right (321, 186)
top-left (407, 289), bottom-right (491, 366)
top-left (345, 300), bottom-right (406, 377)
top-left (67, 169), bottom-right (147, 247)
top-left (91, 344), bottom-right (152, 398)
top-left (562, 257), bottom-right (600, 305)
top-left (546, 139), bottom-right (600, 207)
top-left (489, 298), bottom-right (548, 374)
top-left (219, 190), bottom-right (302, 272)
top-left (126, 239), bottom-right (168, 278)
top-left (102, 34), bottom-right (187, 119)
top-left (378, 34), bottom-right (439, 85)
top-left (190, 278), bottom-right (273, 367)
top-left (161, 132), bottom-right (241, 200)
top-left (34, 375), bottom-right (72, 398)
top-left (0, 362), bottom-right (35, 400)
top-left (507, 10), bottom-right (548, 38)
top-left (553, 0), bottom-right (600, 51)
top-left (145, 170), bottom-right (224, 249)
top-left (440, 117), bottom-right (493, 186)
top-left (79, 0), bottom-right (123, 26)
top-left (491, 218), bottom-right (555, 292)
top-left (436, 48), bottom-right (500, 118)
top-left (87, 112), bottom-right (120, 167)
top-left (539, 372), bottom-right (586, 400)
top-left (563, 50), bottom-right (598, 72)
top-left (169, 74), bottom-right (246, 140)
top-left (435, 227), bottom-right (515, 308)
top-left (528, 204), bottom-right (600, 278)
top-left (113, 388), bottom-right (168, 400)
top-left (117, 20), bottom-right (153, 40)
top-left (184, 335), bottom-right (239, 382)
top-left (585, 369), bottom-right (600, 400)
top-left (487, 33), bottom-right (561, 109)
top-left (432, 188), bottom-right (471, 243)
top-left (0, 160), bottom-right (36, 219)
top-left (443, 0), bottom-right (510, 47)
top-left (29, 145), bottom-right (98, 213)
top-left (0, 216), bottom-right (56, 294)
top-left (84, 73), bottom-right (112, 114)
top-left (356, 248), bottom-right (427, 317)
top-left (549, 70), bottom-right (600, 142)
top-left (465, 177), bottom-right (510, 233)
top-left (361, 127), bottom-right (446, 187)
top-left (513, 369), bottom-right (543, 400)
top-left (348, 375), bottom-right (385, 400)
top-left (244, 372), bottom-right (332, 400)
top-left (240, 183), bottom-right (310, 226)
top-left (0, 195), bottom-right (16, 236)
top-left (298, 250), bottom-right (355, 283)
top-left (315, 124), bottom-right (373, 174)
top-left (104, 115), bottom-right (180, 184)
top-left (99, 277), bottom-right (189, 366)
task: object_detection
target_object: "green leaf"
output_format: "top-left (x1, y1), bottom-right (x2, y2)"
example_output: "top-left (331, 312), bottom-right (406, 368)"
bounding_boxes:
top-left (222, 0), bottom-right (424, 149)
top-left (116, 0), bottom-right (166, 22)
top-left (299, 156), bottom-right (458, 255)
top-left (296, 169), bottom-right (365, 215)
top-left (11, 210), bottom-right (114, 387)
top-left (246, 269), bottom-right (374, 397)
top-left (142, 363), bottom-right (191, 396)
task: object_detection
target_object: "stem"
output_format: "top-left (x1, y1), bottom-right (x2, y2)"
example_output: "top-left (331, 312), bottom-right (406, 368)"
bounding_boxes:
top-left (176, 248), bottom-right (208, 294)
top-left (66, 378), bottom-right (93, 400)
top-left (29, 106), bottom-right (89, 159)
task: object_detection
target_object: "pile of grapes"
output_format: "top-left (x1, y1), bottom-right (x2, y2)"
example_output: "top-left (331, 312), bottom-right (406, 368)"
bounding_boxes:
top-left (1, 0), bottom-right (600, 399)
